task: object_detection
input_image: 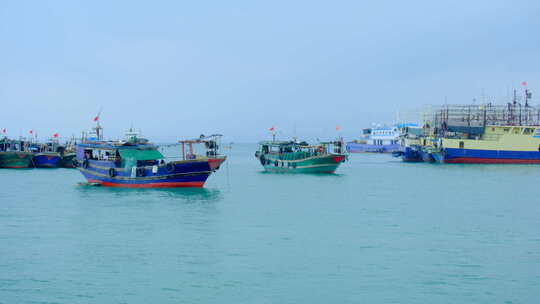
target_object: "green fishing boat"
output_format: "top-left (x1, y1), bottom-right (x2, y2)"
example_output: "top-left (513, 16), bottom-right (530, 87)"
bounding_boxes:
top-left (255, 140), bottom-right (347, 173)
top-left (0, 138), bottom-right (33, 168)
top-left (58, 153), bottom-right (77, 168)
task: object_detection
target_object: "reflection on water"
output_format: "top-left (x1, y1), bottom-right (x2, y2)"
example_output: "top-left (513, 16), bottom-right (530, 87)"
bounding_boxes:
top-left (75, 184), bottom-right (223, 203)
top-left (258, 170), bottom-right (344, 177)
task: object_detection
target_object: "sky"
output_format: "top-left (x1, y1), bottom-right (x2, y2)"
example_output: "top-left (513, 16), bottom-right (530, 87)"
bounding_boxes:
top-left (1, 0), bottom-right (539, 142)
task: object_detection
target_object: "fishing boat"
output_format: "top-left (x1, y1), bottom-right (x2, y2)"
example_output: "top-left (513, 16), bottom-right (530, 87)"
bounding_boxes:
top-left (410, 86), bottom-right (540, 164)
top-left (0, 137), bottom-right (33, 168)
top-left (74, 128), bottom-right (226, 188)
top-left (347, 125), bottom-right (411, 153)
top-left (255, 139), bottom-right (347, 173)
top-left (32, 139), bottom-right (64, 168)
top-left (58, 137), bottom-right (78, 168)
top-left (432, 125), bottom-right (540, 163)
top-left (59, 153), bottom-right (77, 168)
top-left (392, 125), bottom-right (425, 162)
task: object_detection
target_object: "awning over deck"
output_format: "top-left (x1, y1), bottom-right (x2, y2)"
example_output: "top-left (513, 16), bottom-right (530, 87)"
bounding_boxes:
top-left (119, 149), bottom-right (163, 161)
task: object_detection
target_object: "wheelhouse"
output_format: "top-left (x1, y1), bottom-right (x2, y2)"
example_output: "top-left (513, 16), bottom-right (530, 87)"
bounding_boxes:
top-left (77, 143), bottom-right (165, 168)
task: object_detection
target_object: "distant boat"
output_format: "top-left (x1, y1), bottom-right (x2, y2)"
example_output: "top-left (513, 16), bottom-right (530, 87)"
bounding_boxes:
top-left (58, 137), bottom-right (78, 168)
top-left (0, 137), bottom-right (33, 168)
top-left (74, 129), bottom-right (226, 188)
top-left (255, 139), bottom-right (347, 173)
top-left (59, 153), bottom-right (77, 168)
top-left (432, 125), bottom-right (540, 163)
top-left (347, 124), bottom-right (416, 153)
top-left (32, 139), bottom-right (64, 168)
top-left (391, 125), bottom-right (425, 162)
top-left (396, 96), bottom-right (540, 164)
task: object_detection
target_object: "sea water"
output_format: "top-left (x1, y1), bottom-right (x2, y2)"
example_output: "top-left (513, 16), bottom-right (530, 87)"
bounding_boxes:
top-left (1, 144), bottom-right (539, 303)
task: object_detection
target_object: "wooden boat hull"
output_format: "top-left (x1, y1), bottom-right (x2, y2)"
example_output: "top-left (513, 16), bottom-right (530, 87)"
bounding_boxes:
top-left (0, 152), bottom-right (33, 168)
top-left (59, 153), bottom-right (76, 168)
top-left (76, 157), bottom-right (225, 188)
top-left (398, 146), bottom-right (424, 162)
top-left (32, 153), bottom-right (61, 168)
top-left (259, 154), bottom-right (346, 173)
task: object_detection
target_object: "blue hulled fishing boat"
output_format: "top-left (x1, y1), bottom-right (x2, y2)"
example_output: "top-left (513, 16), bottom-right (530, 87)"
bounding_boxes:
top-left (31, 135), bottom-right (66, 168)
top-left (74, 126), bottom-right (226, 188)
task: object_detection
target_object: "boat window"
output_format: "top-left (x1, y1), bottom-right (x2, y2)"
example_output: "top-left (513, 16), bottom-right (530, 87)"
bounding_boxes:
top-left (459, 141), bottom-right (464, 149)
top-left (503, 128), bottom-right (510, 133)
top-left (513, 128), bottom-right (522, 134)
top-left (84, 149), bottom-right (93, 159)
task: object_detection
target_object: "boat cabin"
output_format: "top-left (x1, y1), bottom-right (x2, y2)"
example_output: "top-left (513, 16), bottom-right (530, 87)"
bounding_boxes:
top-left (0, 138), bottom-right (32, 152)
top-left (257, 140), bottom-right (345, 160)
top-left (178, 134), bottom-right (223, 160)
top-left (77, 143), bottom-right (165, 168)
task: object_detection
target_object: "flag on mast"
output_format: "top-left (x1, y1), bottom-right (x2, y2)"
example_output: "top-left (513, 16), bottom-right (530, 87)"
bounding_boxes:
top-left (93, 108), bottom-right (102, 122)
top-left (521, 81), bottom-right (528, 87)
top-left (53, 133), bottom-right (59, 138)
top-left (336, 125), bottom-right (342, 131)
top-left (269, 126), bottom-right (275, 132)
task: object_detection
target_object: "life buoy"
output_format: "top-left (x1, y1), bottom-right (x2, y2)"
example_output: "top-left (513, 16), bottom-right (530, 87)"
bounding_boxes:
top-left (318, 146), bottom-right (325, 153)
top-left (82, 159), bottom-right (89, 169)
top-left (136, 167), bottom-right (145, 177)
top-left (108, 168), bottom-right (116, 177)
top-left (166, 163), bottom-right (175, 173)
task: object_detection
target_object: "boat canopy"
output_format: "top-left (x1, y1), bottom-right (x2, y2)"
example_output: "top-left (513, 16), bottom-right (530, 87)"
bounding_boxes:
top-left (118, 149), bottom-right (164, 161)
top-left (258, 141), bottom-right (309, 147)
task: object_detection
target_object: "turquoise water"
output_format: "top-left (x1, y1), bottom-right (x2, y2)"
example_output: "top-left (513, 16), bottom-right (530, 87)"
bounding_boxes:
top-left (1, 144), bottom-right (539, 303)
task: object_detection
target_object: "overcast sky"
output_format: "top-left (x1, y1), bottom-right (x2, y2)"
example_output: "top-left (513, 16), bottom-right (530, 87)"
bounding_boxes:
top-left (1, 0), bottom-right (539, 142)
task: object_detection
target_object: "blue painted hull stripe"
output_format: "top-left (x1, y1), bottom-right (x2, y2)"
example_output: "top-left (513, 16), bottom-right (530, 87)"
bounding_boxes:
top-left (444, 148), bottom-right (540, 160)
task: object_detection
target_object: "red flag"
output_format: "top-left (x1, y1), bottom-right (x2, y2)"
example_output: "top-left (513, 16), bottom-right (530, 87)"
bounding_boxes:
top-left (29, 130), bottom-right (33, 134)
top-left (93, 115), bottom-right (99, 122)
top-left (336, 125), bottom-right (342, 131)
top-left (53, 133), bottom-right (59, 138)
top-left (521, 81), bottom-right (528, 86)
top-left (269, 126), bottom-right (275, 131)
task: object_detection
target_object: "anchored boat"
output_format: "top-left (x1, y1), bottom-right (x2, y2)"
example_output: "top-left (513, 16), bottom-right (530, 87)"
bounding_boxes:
top-left (74, 129), bottom-right (226, 188)
top-left (347, 124), bottom-right (414, 153)
top-left (0, 137), bottom-right (33, 168)
top-left (392, 125), bottom-right (425, 162)
top-left (31, 137), bottom-right (71, 168)
top-left (431, 125), bottom-right (540, 163)
top-left (57, 138), bottom-right (78, 168)
top-left (255, 139), bottom-right (347, 173)
top-left (396, 87), bottom-right (540, 164)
